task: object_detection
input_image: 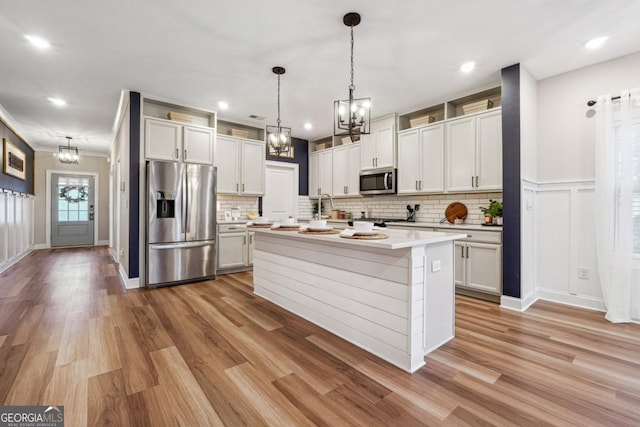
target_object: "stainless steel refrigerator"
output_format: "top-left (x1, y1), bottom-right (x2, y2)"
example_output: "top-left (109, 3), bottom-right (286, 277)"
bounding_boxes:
top-left (146, 161), bottom-right (216, 287)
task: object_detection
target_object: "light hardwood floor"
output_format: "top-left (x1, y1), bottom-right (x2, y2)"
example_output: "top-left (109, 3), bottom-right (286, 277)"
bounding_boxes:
top-left (0, 247), bottom-right (639, 426)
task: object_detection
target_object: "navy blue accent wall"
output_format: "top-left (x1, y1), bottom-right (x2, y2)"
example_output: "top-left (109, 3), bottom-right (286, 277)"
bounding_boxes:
top-left (0, 119), bottom-right (35, 194)
top-left (128, 92), bottom-right (141, 278)
top-left (266, 137), bottom-right (309, 195)
top-left (501, 64), bottom-right (522, 298)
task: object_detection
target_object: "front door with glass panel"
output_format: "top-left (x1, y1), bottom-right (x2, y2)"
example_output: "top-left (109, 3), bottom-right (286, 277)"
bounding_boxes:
top-left (51, 174), bottom-right (95, 247)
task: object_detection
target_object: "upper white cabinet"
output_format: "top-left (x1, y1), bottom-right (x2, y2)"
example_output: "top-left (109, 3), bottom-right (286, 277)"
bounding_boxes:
top-left (309, 149), bottom-right (333, 198)
top-left (397, 124), bottom-right (444, 194)
top-left (361, 115), bottom-right (396, 170)
top-left (332, 144), bottom-right (361, 197)
top-left (215, 135), bottom-right (265, 195)
top-left (144, 117), bottom-right (214, 164)
top-left (445, 109), bottom-right (502, 192)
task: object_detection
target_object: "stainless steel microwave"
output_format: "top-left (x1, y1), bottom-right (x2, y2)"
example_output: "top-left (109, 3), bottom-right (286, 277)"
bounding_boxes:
top-left (359, 167), bottom-right (396, 195)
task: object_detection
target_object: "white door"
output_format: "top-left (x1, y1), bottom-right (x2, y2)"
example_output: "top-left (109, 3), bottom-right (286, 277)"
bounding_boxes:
top-left (360, 133), bottom-right (376, 170)
top-left (183, 125), bottom-right (214, 165)
top-left (319, 150), bottom-right (333, 196)
top-left (332, 146), bottom-right (348, 196)
top-left (346, 144), bottom-right (361, 196)
top-left (375, 124), bottom-right (395, 168)
top-left (263, 161), bottom-right (299, 222)
top-left (476, 111), bottom-right (502, 190)
top-left (420, 124), bottom-right (445, 193)
top-left (145, 118), bottom-right (181, 161)
top-left (215, 136), bottom-right (241, 193)
top-left (454, 242), bottom-right (466, 287)
top-left (466, 242), bottom-right (502, 294)
top-left (218, 232), bottom-right (247, 269)
top-left (309, 152), bottom-right (320, 197)
top-left (51, 174), bottom-right (95, 247)
top-left (446, 117), bottom-right (476, 192)
top-left (241, 140), bottom-right (265, 195)
top-left (398, 129), bottom-right (420, 194)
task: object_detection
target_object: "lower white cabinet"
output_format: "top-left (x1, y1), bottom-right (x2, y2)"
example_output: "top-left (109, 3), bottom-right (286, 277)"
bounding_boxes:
top-left (217, 224), bottom-right (254, 273)
top-left (455, 239), bottom-right (502, 295)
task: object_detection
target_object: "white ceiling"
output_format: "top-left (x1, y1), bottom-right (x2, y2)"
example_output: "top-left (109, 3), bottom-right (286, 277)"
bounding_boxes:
top-left (1, 0), bottom-right (640, 155)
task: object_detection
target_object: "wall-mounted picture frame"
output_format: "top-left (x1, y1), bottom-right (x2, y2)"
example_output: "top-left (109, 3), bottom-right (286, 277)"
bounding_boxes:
top-left (3, 138), bottom-right (26, 180)
top-left (267, 145), bottom-right (295, 159)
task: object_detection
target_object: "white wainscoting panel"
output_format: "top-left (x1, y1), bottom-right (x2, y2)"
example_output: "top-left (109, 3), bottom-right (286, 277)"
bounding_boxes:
top-left (0, 192), bottom-right (34, 274)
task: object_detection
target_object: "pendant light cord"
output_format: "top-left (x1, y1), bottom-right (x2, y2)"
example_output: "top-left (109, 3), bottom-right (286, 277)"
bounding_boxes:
top-left (276, 73), bottom-right (281, 129)
top-left (349, 24), bottom-right (355, 91)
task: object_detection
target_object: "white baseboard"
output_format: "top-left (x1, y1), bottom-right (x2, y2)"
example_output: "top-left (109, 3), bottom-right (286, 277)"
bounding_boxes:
top-left (110, 248), bottom-right (118, 263)
top-left (118, 264), bottom-right (141, 289)
top-left (97, 240), bottom-right (109, 246)
top-left (0, 248), bottom-right (33, 274)
top-left (501, 288), bottom-right (606, 313)
top-left (536, 288), bottom-right (605, 312)
top-left (500, 292), bottom-right (539, 312)
top-left (33, 243), bottom-right (47, 250)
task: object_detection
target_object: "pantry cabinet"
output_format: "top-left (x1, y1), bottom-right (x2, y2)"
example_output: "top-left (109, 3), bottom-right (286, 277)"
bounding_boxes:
top-left (445, 109), bottom-right (502, 192)
top-left (332, 144), bottom-right (361, 197)
top-left (144, 117), bottom-right (214, 164)
top-left (397, 124), bottom-right (444, 194)
top-left (215, 135), bottom-right (265, 195)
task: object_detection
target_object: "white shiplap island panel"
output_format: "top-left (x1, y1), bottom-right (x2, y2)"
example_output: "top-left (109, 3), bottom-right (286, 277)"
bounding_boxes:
top-left (252, 228), bottom-right (466, 373)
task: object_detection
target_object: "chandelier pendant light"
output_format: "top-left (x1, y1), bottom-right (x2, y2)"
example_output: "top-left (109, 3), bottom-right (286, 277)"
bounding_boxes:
top-left (266, 66), bottom-right (292, 157)
top-left (334, 12), bottom-right (371, 142)
top-left (59, 136), bottom-right (79, 164)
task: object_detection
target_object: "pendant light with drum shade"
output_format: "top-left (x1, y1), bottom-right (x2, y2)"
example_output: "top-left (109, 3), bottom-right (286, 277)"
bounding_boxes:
top-left (334, 12), bottom-right (370, 142)
top-left (266, 66), bottom-right (292, 157)
top-left (58, 136), bottom-right (79, 164)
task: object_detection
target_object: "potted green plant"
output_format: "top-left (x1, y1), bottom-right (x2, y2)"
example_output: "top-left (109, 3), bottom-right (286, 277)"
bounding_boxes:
top-left (479, 200), bottom-right (502, 224)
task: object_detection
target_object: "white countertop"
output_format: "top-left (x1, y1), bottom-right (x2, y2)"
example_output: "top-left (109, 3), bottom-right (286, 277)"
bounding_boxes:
top-left (252, 227), bottom-right (467, 250)
top-left (386, 222), bottom-right (502, 232)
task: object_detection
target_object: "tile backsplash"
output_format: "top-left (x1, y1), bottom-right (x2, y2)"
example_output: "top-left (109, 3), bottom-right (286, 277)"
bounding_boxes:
top-left (308, 192), bottom-right (503, 224)
top-left (218, 192), bottom-right (502, 225)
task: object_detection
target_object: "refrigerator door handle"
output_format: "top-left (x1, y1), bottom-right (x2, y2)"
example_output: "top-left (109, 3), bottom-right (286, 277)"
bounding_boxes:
top-left (149, 240), bottom-right (216, 250)
top-left (182, 172), bottom-right (188, 234)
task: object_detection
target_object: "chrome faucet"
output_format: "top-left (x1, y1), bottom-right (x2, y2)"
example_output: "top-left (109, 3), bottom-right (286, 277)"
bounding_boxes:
top-left (317, 193), bottom-right (335, 219)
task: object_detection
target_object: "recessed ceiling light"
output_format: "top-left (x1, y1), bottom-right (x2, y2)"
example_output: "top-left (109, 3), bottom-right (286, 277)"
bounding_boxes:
top-left (460, 61), bottom-right (476, 73)
top-left (218, 101), bottom-right (229, 110)
top-left (304, 122), bottom-right (313, 130)
top-left (47, 97), bottom-right (66, 106)
top-left (25, 35), bottom-right (50, 49)
top-left (585, 36), bottom-right (608, 49)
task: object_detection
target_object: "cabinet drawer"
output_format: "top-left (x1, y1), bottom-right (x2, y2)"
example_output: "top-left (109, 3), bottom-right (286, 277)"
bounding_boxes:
top-left (440, 229), bottom-right (501, 244)
top-left (218, 224), bottom-right (247, 233)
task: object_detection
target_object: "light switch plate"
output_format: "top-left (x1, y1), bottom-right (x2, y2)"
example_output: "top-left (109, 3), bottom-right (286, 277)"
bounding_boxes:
top-left (431, 260), bottom-right (441, 272)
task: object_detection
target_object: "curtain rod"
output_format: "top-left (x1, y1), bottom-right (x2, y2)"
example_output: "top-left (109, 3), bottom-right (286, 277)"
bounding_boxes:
top-left (587, 95), bottom-right (621, 107)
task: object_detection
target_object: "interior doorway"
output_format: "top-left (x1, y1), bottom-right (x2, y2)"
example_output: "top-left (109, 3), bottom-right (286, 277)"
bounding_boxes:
top-left (46, 170), bottom-right (99, 247)
top-left (262, 161), bottom-right (299, 221)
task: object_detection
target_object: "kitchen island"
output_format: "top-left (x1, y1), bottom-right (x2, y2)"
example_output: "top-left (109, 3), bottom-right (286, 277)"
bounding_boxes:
top-left (252, 227), bottom-right (466, 373)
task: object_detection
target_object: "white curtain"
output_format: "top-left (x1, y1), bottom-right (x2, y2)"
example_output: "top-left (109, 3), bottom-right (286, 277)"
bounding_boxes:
top-left (595, 88), bottom-right (640, 323)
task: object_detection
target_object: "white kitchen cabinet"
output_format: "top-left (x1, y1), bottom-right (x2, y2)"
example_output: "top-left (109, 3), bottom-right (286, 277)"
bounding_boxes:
top-left (361, 115), bottom-right (396, 170)
top-left (397, 124), bottom-right (444, 194)
top-left (445, 109), bottom-right (501, 192)
top-left (215, 135), bottom-right (265, 195)
top-left (145, 117), bottom-right (214, 164)
top-left (332, 144), bottom-right (361, 197)
top-left (183, 125), bottom-right (214, 164)
top-left (217, 224), bottom-right (253, 273)
top-left (455, 237), bottom-right (502, 295)
top-left (308, 149), bottom-right (333, 198)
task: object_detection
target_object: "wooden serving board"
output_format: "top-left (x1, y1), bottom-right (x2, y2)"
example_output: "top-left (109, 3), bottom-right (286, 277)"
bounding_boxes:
top-left (445, 202), bottom-right (468, 224)
top-left (271, 225), bottom-right (301, 231)
top-left (247, 223), bottom-right (273, 228)
top-left (298, 229), bottom-right (340, 235)
top-left (340, 233), bottom-right (388, 240)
